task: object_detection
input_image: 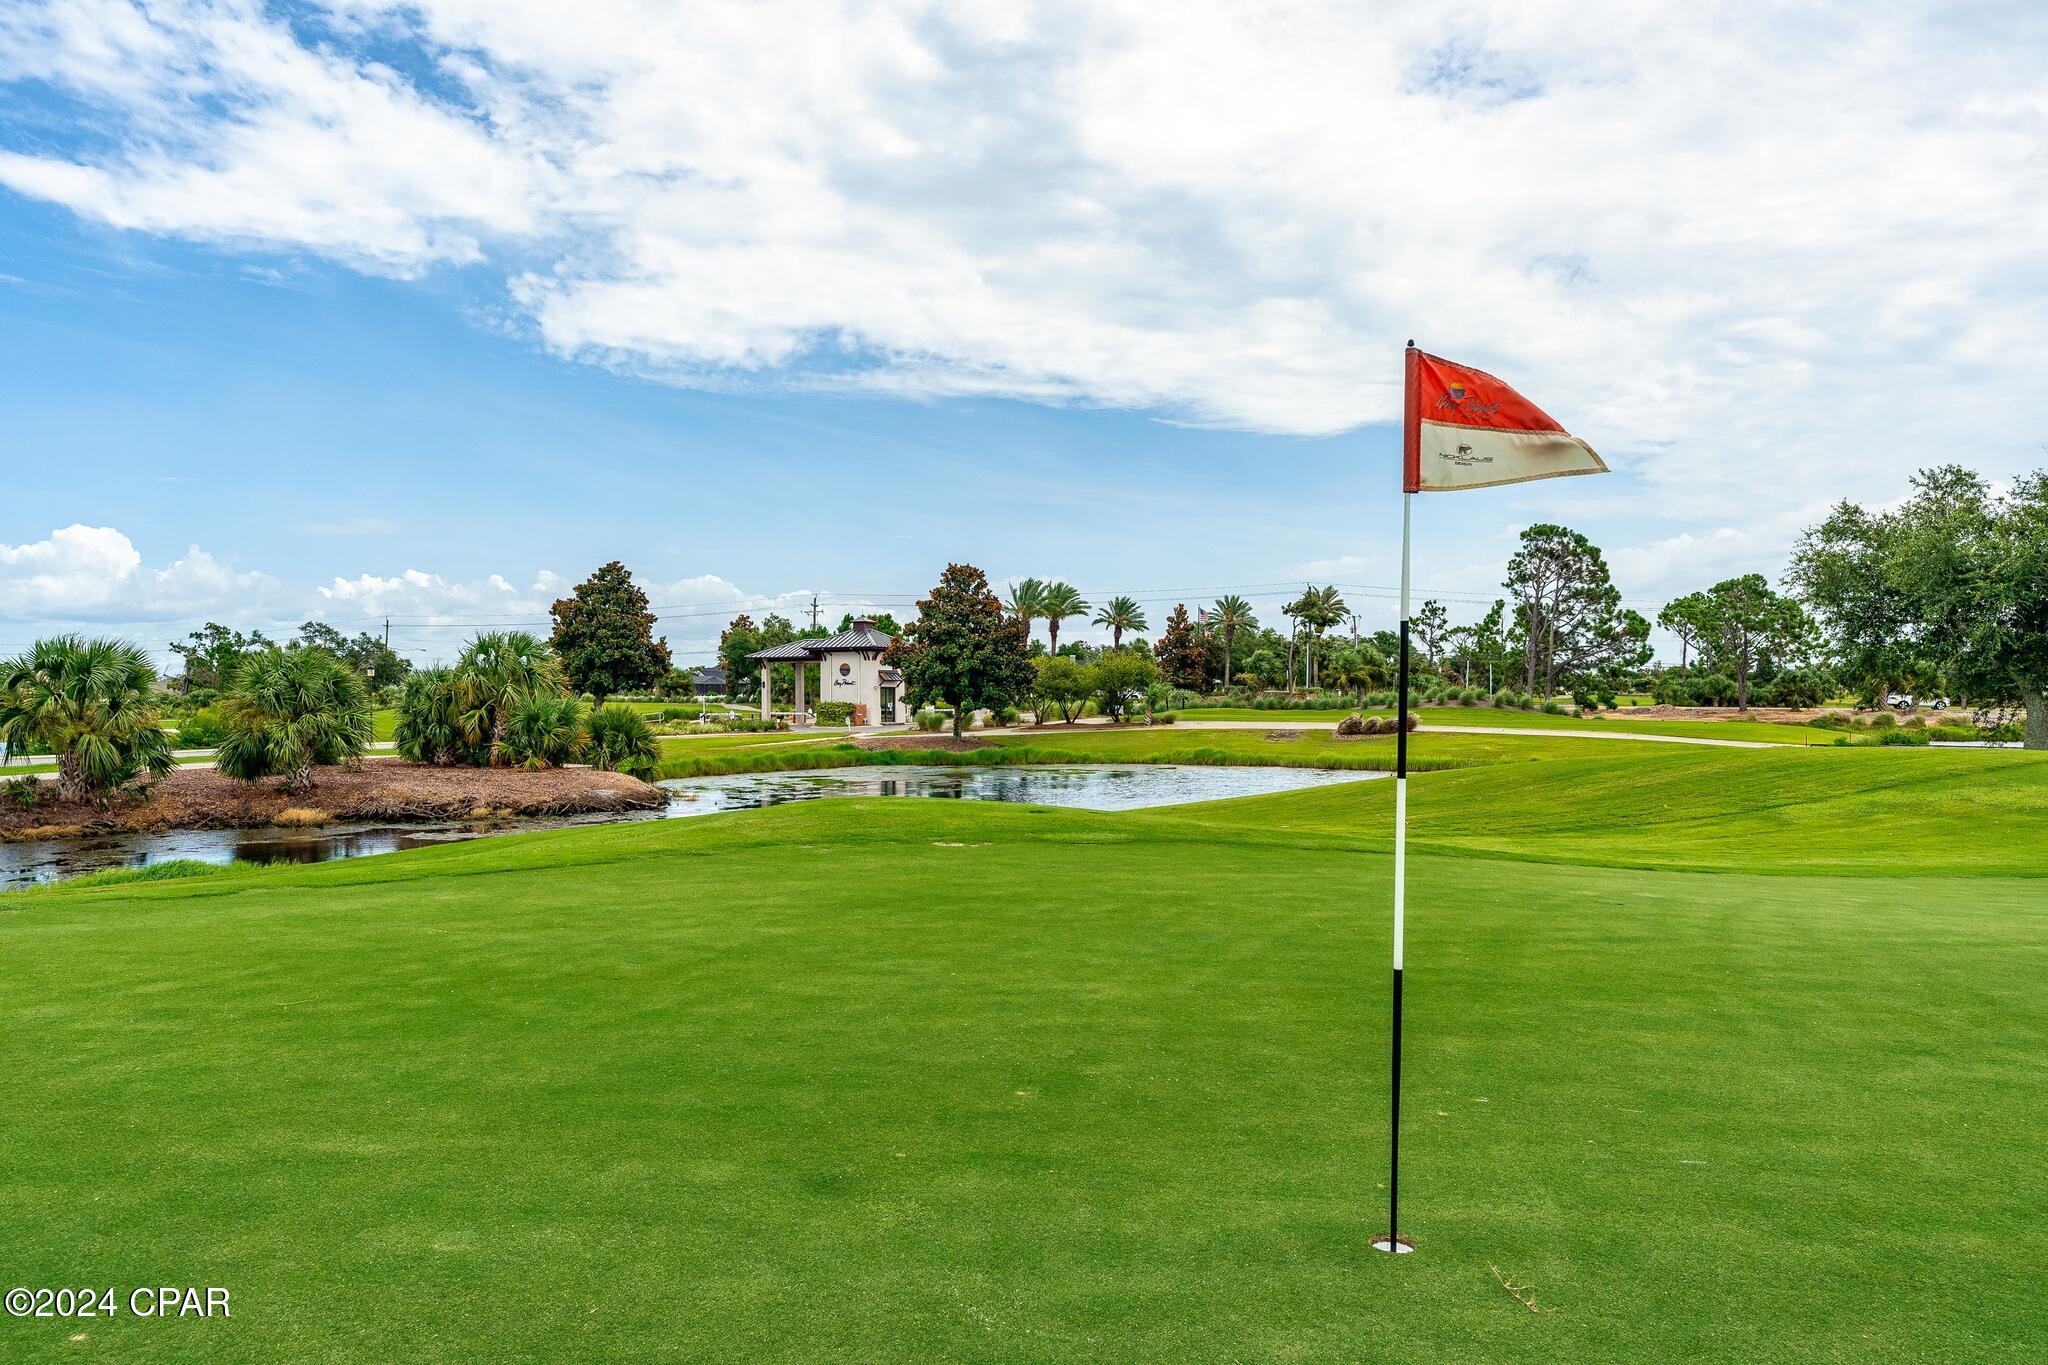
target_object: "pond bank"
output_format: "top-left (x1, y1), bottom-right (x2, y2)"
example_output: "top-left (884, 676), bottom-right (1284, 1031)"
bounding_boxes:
top-left (2, 762), bottom-right (1378, 887)
top-left (655, 732), bottom-right (1458, 780)
top-left (0, 763), bottom-right (665, 842)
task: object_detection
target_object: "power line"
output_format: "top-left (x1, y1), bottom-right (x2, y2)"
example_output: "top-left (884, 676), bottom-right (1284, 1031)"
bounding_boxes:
top-left (21, 571), bottom-right (1679, 653)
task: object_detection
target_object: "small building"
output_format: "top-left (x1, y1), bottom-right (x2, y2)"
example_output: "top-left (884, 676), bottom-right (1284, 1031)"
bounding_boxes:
top-left (748, 619), bottom-right (905, 725)
top-left (690, 665), bottom-right (726, 697)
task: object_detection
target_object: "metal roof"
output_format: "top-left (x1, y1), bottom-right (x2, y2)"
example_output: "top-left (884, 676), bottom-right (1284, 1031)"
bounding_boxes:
top-left (746, 641), bottom-right (817, 661)
top-left (746, 625), bottom-right (896, 660)
top-left (803, 625), bottom-right (895, 652)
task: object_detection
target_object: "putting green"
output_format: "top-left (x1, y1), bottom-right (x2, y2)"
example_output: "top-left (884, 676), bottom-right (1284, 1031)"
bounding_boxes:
top-left (1, 744), bottom-right (2042, 1361)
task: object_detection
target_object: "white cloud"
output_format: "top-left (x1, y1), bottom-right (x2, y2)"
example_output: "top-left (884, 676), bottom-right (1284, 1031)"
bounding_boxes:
top-left (0, 525), bottom-right (279, 624)
top-left (0, 525), bottom-right (846, 665)
top-left (2, 0), bottom-right (2045, 526)
top-left (309, 566), bottom-right (830, 664)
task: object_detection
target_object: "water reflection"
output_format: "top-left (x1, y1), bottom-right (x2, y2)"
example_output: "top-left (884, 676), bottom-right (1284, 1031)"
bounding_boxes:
top-left (2, 764), bottom-right (1383, 887)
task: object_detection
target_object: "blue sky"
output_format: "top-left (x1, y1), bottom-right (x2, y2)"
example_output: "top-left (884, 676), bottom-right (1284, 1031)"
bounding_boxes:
top-left (3, 2), bottom-right (2043, 666)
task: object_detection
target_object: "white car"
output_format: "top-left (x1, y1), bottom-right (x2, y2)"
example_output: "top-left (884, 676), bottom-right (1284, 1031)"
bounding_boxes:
top-left (1886, 694), bottom-right (1949, 711)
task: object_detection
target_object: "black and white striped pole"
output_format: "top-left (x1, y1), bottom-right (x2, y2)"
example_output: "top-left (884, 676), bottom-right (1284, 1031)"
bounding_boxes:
top-left (1374, 346), bottom-right (1418, 1256)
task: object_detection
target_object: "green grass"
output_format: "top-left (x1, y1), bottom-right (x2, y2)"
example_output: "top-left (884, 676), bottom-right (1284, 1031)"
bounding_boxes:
top-left (2, 858), bottom-right (249, 895)
top-left (1177, 704), bottom-right (1832, 745)
top-left (2, 744), bottom-right (2043, 1360)
top-left (1, 752), bottom-right (222, 777)
top-left (654, 724), bottom-right (1811, 781)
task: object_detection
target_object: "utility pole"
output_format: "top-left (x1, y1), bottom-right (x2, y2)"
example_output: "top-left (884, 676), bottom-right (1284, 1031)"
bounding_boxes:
top-left (383, 617), bottom-right (390, 648)
top-left (808, 595), bottom-right (821, 630)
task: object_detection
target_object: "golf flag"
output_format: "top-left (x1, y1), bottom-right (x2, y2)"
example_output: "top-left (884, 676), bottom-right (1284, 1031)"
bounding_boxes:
top-left (1403, 348), bottom-right (1606, 493)
top-left (1377, 342), bottom-right (1607, 1258)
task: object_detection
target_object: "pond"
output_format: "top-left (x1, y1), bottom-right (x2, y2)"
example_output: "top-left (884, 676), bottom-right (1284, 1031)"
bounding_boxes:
top-left (0, 763), bottom-right (1384, 888)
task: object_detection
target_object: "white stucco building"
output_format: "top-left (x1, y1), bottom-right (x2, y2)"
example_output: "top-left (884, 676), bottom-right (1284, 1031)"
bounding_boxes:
top-left (748, 619), bottom-right (904, 725)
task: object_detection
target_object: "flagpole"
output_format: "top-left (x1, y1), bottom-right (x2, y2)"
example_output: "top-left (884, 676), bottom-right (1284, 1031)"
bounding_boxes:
top-left (1372, 339), bottom-right (1601, 1255)
top-left (1376, 344), bottom-right (1417, 1255)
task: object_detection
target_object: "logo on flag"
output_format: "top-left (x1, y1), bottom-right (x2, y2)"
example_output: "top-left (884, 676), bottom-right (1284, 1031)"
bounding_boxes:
top-left (1403, 347), bottom-right (1606, 493)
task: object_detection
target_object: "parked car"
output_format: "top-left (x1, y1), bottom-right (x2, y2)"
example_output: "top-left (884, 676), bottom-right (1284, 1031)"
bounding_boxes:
top-left (1886, 694), bottom-right (1949, 710)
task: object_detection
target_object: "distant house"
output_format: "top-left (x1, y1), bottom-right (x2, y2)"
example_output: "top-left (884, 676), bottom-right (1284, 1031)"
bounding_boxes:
top-left (748, 618), bottom-right (904, 725)
top-left (690, 665), bottom-right (726, 697)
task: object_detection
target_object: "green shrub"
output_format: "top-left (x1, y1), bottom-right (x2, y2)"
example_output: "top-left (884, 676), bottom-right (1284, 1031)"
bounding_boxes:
top-left (1093, 651), bottom-right (1159, 724)
top-left (1540, 699), bottom-right (1569, 715)
top-left (1148, 711), bottom-right (1178, 725)
top-left (585, 705), bottom-right (659, 779)
top-left (4, 776), bottom-right (40, 808)
top-left (394, 668), bottom-right (485, 766)
top-left (1875, 728), bottom-right (1930, 746)
top-left (914, 709), bottom-right (946, 733)
top-left (998, 705), bottom-right (1021, 726)
top-left (1867, 711), bottom-right (1897, 730)
top-left (1651, 674), bottom-right (1697, 706)
top-left (174, 706), bottom-right (231, 748)
top-left (812, 701), bottom-right (856, 726)
top-left (497, 693), bottom-right (587, 769)
top-left (1806, 713), bottom-right (1856, 731)
top-left (0, 635), bottom-right (173, 805)
top-left (1766, 666), bottom-right (1837, 709)
top-left (216, 646), bottom-right (375, 793)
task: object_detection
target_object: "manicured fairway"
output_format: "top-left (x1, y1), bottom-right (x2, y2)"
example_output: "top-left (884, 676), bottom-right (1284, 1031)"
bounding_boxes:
top-left (656, 724), bottom-right (1815, 782)
top-left (1176, 705), bottom-right (1834, 744)
top-left (1, 746), bottom-right (2042, 1361)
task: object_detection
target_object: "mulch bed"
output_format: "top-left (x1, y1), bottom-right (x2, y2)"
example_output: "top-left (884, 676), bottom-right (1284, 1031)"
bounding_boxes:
top-left (0, 762), bottom-right (665, 841)
top-left (1608, 704), bottom-right (1833, 723)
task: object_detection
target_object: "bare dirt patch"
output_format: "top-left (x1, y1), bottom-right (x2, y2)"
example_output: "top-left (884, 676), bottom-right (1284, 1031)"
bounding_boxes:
top-left (0, 763), bottom-right (664, 841)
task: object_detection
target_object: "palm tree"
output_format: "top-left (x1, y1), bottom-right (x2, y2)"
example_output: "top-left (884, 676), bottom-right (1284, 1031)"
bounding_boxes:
top-left (586, 703), bottom-right (659, 778)
top-left (1326, 645), bottom-right (1384, 703)
top-left (1210, 595), bottom-right (1255, 689)
top-left (1091, 595), bottom-right (1147, 649)
top-left (1006, 577), bottom-right (1047, 645)
top-left (0, 635), bottom-right (173, 805)
top-left (215, 646), bottom-right (374, 793)
top-left (1041, 582), bottom-right (1089, 656)
top-left (452, 631), bottom-right (566, 762)
top-left (498, 692), bottom-right (588, 770)
top-left (393, 667), bottom-right (475, 766)
top-left (1302, 585), bottom-right (1348, 689)
top-left (1282, 589), bottom-right (1310, 691)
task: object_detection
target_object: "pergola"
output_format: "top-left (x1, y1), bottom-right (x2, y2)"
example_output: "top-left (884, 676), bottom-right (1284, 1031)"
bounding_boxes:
top-left (745, 620), bottom-right (901, 725)
top-left (747, 640), bottom-right (816, 720)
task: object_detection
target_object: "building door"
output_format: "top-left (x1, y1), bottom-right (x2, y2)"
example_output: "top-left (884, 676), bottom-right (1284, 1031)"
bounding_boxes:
top-left (880, 686), bottom-right (896, 723)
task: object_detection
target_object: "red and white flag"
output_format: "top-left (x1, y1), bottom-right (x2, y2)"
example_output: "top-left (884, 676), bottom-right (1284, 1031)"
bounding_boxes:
top-left (1403, 347), bottom-right (1606, 492)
